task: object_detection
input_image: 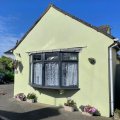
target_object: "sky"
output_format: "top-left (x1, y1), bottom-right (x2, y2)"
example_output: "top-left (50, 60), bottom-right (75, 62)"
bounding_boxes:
top-left (0, 0), bottom-right (120, 56)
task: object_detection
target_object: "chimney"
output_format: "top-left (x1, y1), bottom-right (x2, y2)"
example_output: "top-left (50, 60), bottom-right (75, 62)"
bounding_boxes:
top-left (98, 25), bottom-right (111, 34)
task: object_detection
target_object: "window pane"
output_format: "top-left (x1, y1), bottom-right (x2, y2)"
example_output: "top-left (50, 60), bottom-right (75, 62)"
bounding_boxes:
top-left (30, 63), bottom-right (33, 83)
top-left (62, 62), bottom-right (78, 87)
top-left (45, 63), bottom-right (59, 86)
top-left (62, 53), bottom-right (77, 60)
top-left (33, 63), bottom-right (42, 85)
top-left (33, 54), bottom-right (41, 61)
top-left (45, 53), bottom-right (59, 61)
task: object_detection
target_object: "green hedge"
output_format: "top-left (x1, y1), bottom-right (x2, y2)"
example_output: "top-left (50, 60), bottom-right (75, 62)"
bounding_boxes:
top-left (0, 70), bottom-right (14, 83)
top-left (4, 71), bottom-right (14, 82)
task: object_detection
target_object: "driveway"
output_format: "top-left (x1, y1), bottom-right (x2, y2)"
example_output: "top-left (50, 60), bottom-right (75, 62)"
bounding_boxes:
top-left (0, 84), bottom-right (113, 120)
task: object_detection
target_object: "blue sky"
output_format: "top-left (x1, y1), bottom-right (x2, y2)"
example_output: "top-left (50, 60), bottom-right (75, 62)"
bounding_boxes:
top-left (0, 0), bottom-right (120, 56)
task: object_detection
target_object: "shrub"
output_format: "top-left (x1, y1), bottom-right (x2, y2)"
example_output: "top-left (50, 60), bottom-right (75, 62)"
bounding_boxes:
top-left (0, 72), bottom-right (5, 83)
top-left (80, 105), bottom-right (100, 116)
top-left (4, 71), bottom-right (14, 82)
top-left (0, 70), bottom-right (14, 83)
top-left (27, 93), bottom-right (37, 101)
top-left (0, 56), bottom-right (14, 84)
top-left (64, 98), bottom-right (76, 107)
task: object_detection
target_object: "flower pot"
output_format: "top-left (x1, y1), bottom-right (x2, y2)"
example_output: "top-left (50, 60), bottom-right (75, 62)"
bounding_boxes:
top-left (64, 105), bottom-right (74, 112)
top-left (82, 112), bottom-right (92, 116)
top-left (16, 98), bottom-right (21, 101)
top-left (27, 99), bottom-right (35, 103)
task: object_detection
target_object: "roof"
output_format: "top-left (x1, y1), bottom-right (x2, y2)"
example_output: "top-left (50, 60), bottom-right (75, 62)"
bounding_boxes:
top-left (4, 48), bottom-right (14, 54)
top-left (4, 4), bottom-right (115, 54)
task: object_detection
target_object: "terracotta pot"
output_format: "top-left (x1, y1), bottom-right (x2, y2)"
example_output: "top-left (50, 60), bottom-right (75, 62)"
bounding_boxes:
top-left (27, 99), bottom-right (35, 103)
top-left (16, 98), bottom-right (21, 101)
top-left (82, 112), bottom-right (92, 116)
top-left (64, 105), bottom-right (74, 112)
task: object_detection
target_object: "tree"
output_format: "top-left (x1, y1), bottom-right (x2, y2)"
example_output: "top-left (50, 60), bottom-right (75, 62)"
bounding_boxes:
top-left (0, 56), bottom-right (14, 83)
top-left (0, 56), bottom-right (13, 72)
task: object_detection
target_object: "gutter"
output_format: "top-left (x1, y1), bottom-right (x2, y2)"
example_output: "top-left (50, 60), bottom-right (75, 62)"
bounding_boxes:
top-left (108, 40), bottom-right (120, 116)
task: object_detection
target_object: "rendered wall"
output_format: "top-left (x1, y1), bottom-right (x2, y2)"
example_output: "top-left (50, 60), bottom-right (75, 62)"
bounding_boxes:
top-left (14, 7), bottom-right (113, 117)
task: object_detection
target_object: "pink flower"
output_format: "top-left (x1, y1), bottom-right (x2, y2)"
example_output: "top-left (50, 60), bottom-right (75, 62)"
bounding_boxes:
top-left (84, 106), bottom-right (97, 114)
top-left (91, 108), bottom-right (96, 113)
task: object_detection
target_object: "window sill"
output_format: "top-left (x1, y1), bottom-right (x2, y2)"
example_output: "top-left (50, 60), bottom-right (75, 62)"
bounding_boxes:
top-left (30, 83), bottom-right (80, 90)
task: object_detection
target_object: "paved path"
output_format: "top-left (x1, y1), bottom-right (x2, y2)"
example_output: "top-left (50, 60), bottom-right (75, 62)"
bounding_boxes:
top-left (0, 84), bottom-right (113, 120)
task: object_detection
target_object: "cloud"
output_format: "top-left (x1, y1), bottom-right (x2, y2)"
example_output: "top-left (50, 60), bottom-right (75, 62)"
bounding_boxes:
top-left (0, 15), bottom-right (22, 56)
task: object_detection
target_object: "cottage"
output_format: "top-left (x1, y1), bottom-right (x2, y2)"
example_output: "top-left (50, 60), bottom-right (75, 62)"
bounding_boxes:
top-left (5, 4), bottom-right (120, 117)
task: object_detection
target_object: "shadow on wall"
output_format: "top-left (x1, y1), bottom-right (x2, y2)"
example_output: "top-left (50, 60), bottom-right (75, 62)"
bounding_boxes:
top-left (0, 107), bottom-right (61, 120)
top-left (34, 87), bottom-right (79, 106)
top-left (34, 88), bottom-right (79, 98)
top-left (18, 61), bottom-right (24, 73)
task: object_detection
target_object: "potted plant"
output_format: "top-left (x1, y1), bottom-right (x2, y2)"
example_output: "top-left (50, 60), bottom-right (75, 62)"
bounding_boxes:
top-left (27, 93), bottom-right (37, 103)
top-left (15, 93), bottom-right (26, 101)
top-left (64, 98), bottom-right (76, 112)
top-left (79, 105), bottom-right (100, 116)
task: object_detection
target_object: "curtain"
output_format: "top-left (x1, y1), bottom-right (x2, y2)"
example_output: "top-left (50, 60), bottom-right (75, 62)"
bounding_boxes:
top-left (45, 63), bottom-right (59, 86)
top-left (62, 62), bottom-right (77, 86)
top-left (33, 63), bottom-right (42, 85)
top-left (30, 63), bottom-right (33, 83)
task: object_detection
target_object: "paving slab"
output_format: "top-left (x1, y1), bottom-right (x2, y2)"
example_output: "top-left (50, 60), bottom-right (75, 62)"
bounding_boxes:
top-left (0, 84), bottom-right (113, 120)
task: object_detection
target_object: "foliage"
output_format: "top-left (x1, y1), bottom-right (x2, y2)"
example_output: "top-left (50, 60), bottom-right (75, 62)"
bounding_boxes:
top-left (80, 105), bottom-right (100, 116)
top-left (0, 71), bottom-right (14, 83)
top-left (64, 98), bottom-right (76, 107)
top-left (4, 71), bottom-right (14, 82)
top-left (0, 56), bottom-right (14, 83)
top-left (27, 93), bottom-right (37, 100)
top-left (0, 72), bottom-right (5, 83)
top-left (0, 56), bottom-right (13, 72)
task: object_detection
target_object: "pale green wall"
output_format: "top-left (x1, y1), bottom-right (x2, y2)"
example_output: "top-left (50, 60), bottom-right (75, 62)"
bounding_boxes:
top-left (14, 7), bottom-right (113, 117)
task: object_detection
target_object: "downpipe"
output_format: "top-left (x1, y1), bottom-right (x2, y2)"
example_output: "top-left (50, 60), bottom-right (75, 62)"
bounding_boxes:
top-left (109, 42), bottom-right (118, 116)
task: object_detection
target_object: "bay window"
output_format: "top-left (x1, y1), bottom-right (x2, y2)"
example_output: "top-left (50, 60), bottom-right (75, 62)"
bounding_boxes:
top-left (30, 52), bottom-right (79, 89)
